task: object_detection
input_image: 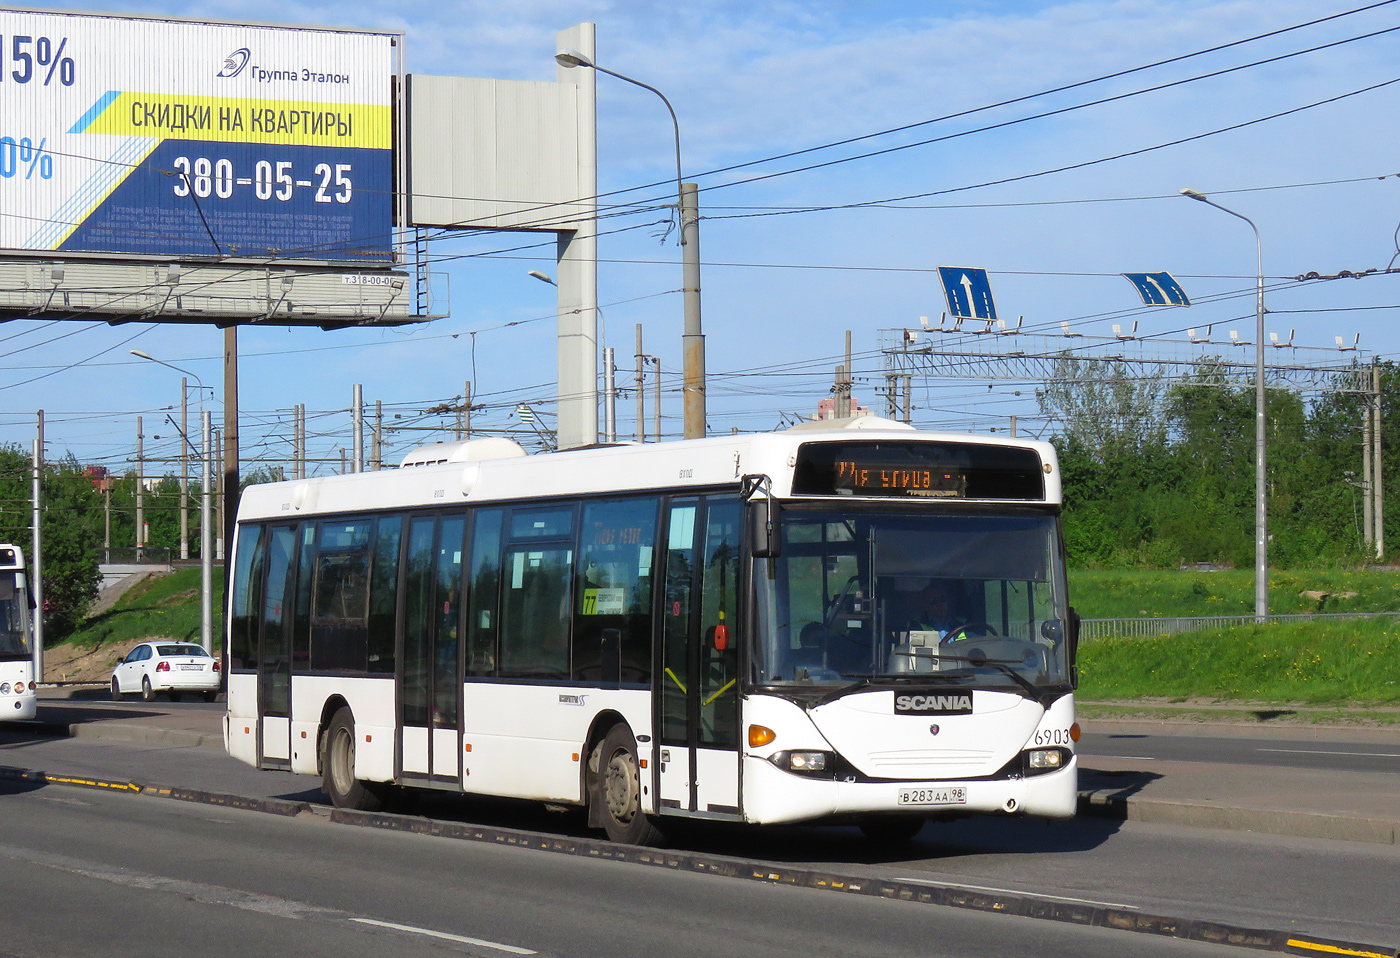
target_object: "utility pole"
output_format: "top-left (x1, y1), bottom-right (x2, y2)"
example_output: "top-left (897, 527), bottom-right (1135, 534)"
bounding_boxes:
top-left (603, 347), bottom-right (616, 443)
top-left (103, 481), bottom-right (111, 564)
top-left (201, 410), bottom-right (212, 654)
top-left (215, 430), bottom-right (224, 561)
top-left (179, 377), bottom-right (189, 561)
top-left (464, 381), bottom-right (473, 439)
top-left (653, 356), bottom-right (661, 443)
top-left (1375, 363), bottom-right (1385, 559)
top-left (31, 412), bottom-right (43, 683)
top-left (135, 416), bottom-right (145, 555)
top-left (681, 182), bottom-right (705, 439)
top-left (902, 374), bottom-right (912, 424)
top-left (223, 328), bottom-right (239, 569)
top-left (352, 384), bottom-right (363, 473)
top-left (1364, 389), bottom-right (1374, 548)
top-left (635, 325), bottom-right (645, 442)
top-left (372, 400), bottom-right (383, 470)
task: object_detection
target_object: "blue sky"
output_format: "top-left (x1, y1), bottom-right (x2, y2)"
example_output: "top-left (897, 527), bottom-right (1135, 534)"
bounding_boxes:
top-left (4, 0), bottom-right (1400, 475)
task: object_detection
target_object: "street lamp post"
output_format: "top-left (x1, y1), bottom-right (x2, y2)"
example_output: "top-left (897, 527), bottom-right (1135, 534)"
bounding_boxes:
top-left (131, 348), bottom-right (217, 652)
top-left (555, 50), bottom-right (706, 439)
top-left (1180, 188), bottom-right (1268, 622)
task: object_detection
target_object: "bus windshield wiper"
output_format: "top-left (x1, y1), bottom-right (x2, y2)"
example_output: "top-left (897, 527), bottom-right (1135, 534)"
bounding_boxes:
top-left (934, 655), bottom-right (1041, 699)
top-left (811, 672), bottom-right (957, 708)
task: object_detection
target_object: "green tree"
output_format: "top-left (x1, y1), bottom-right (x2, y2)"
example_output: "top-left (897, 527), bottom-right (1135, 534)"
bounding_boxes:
top-left (0, 446), bottom-right (103, 637)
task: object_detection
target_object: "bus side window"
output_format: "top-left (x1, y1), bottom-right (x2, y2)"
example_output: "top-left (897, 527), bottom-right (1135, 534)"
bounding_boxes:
top-left (367, 515), bottom-right (402, 673)
top-left (310, 519), bottom-right (373, 672)
top-left (467, 509), bottom-right (503, 677)
top-left (573, 497), bottom-right (658, 685)
top-left (699, 501), bottom-right (740, 747)
top-left (229, 524), bottom-right (266, 671)
top-left (500, 506), bottom-right (574, 680)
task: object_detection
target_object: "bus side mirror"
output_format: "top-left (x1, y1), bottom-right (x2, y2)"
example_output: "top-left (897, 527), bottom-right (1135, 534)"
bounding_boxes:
top-left (748, 498), bottom-right (781, 558)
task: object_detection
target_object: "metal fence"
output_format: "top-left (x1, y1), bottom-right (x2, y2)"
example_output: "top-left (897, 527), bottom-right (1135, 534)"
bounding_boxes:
top-left (1079, 611), bottom-right (1400, 641)
top-left (100, 547), bottom-right (173, 565)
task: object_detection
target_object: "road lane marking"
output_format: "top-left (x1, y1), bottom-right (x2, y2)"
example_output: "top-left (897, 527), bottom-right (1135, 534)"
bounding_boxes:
top-left (1257, 748), bottom-right (1400, 758)
top-left (1286, 938), bottom-right (1395, 958)
top-left (892, 877), bottom-right (1138, 910)
top-left (1096, 755), bottom-right (1156, 761)
top-left (350, 918), bottom-right (535, 954)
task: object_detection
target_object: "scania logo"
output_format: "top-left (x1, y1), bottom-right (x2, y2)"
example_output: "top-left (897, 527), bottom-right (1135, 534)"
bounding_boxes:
top-left (217, 48), bottom-right (251, 78)
top-left (894, 693), bottom-right (973, 715)
top-left (929, 724), bottom-right (940, 736)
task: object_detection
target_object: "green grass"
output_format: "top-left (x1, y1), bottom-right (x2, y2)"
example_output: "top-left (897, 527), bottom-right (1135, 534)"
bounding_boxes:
top-left (1070, 568), bottom-right (1400, 619)
top-left (1078, 617), bottom-right (1400, 704)
top-left (62, 567), bottom-right (224, 650)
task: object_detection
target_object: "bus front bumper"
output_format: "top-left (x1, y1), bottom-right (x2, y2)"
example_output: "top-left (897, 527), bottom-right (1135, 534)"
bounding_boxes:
top-left (740, 753), bottom-right (1078, 825)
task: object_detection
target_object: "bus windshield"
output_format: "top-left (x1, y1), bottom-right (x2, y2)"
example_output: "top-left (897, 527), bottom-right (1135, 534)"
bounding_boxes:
top-left (753, 510), bottom-right (1070, 693)
top-left (0, 571), bottom-right (32, 659)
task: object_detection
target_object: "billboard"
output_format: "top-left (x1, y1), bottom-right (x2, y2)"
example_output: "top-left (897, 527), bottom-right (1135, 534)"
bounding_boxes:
top-left (0, 8), bottom-right (399, 264)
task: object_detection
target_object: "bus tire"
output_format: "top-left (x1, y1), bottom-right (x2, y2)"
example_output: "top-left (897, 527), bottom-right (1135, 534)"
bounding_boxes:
top-left (593, 724), bottom-right (666, 846)
top-left (321, 707), bottom-right (388, 812)
top-left (858, 817), bottom-right (926, 844)
top-left (110, 678), bottom-right (124, 702)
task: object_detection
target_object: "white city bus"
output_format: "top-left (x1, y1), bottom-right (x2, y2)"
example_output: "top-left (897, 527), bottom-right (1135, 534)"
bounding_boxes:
top-left (0, 545), bottom-right (37, 721)
top-left (225, 418), bottom-right (1079, 844)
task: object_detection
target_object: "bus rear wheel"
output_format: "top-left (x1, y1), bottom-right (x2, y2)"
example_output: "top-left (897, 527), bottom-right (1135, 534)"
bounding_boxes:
top-left (593, 725), bottom-right (666, 846)
top-left (321, 707), bottom-right (389, 812)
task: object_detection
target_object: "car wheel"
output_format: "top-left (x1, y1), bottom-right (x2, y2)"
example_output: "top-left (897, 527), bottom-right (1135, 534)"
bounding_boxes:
top-left (320, 707), bottom-right (389, 811)
top-left (858, 817), bottom-right (926, 844)
top-left (110, 677), bottom-right (124, 702)
top-left (202, 691), bottom-right (218, 703)
top-left (141, 676), bottom-right (155, 703)
top-left (592, 724), bottom-right (667, 846)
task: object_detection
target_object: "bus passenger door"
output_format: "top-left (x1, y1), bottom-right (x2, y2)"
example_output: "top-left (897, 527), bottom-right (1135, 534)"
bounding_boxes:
top-left (657, 499), bottom-right (742, 818)
top-left (258, 525), bottom-right (298, 767)
top-left (398, 514), bottom-right (464, 786)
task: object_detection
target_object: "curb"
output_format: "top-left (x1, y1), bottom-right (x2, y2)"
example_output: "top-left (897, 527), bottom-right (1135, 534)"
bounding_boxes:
top-left (0, 720), bottom-right (222, 749)
top-left (1, 761), bottom-right (1395, 957)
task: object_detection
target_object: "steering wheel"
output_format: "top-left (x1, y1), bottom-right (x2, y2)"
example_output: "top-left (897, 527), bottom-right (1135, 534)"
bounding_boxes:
top-left (942, 622), bottom-right (998, 643)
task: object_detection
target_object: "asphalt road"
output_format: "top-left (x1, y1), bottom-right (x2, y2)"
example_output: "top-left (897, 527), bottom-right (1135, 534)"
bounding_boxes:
top-left (0, 773), bottom-right (1273, 958)
top-left (3, 732), bottom-right (1400, 950)
top-left (1079, 731), bottom-right (1400, 774)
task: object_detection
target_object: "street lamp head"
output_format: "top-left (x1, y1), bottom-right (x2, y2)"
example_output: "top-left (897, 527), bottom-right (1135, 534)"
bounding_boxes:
top-left (130, 349), bottom-right (154, 360)
top-left (527, 270), bottom-right (557, 286)
top-left (1180, 187), bottom-right (1209, 202)
top-left (555, 50), bottom-right (594, 69)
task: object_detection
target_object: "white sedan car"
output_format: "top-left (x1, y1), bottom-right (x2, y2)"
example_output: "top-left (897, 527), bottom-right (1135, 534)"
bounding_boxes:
top-left (111, 642), bottom-right (221, 702)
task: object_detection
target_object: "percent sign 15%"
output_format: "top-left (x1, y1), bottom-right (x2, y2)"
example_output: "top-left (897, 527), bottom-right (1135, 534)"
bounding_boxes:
top-left (1, 35), bottom-right (77, 85)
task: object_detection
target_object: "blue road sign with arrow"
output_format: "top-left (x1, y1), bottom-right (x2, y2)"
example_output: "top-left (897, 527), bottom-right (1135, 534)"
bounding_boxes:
top-left (938, 266), bottom-right (998, 320)
top-left (1122, 272), bottom-right (1191, 307)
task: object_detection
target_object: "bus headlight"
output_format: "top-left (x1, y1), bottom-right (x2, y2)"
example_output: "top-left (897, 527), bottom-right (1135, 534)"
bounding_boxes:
top-left (1024, 747), bottom-right (1072, 775)
top-left (768, 750), bottom-right (836, 776)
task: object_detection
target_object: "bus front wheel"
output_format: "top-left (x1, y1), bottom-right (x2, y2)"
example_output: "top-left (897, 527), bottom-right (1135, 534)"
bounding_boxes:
top-left (593, 725), bottom-right (666, 846)
top-left (321, 707), bottom-right (388, 812)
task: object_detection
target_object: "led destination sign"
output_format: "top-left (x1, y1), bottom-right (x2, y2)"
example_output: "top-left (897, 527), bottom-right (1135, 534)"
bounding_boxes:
top-left (793, 441), bottom-right (1045, 501)
top-left (833, 460), bottom-right (965, 498)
